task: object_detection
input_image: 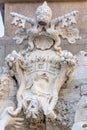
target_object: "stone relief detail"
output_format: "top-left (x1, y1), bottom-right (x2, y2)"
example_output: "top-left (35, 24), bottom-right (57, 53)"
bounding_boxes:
top-left (0, 1), bottom-right (81, 130)
top-left (0, 74), bottom-right (9, 99)
top-left (0, 73), bottom-right (24, 130)
top-left (10, 1), bottom-right (80, 50)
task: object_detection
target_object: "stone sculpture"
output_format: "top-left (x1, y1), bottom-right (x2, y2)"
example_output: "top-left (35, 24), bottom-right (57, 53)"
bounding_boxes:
top-left (0, 1), bottom-right (81, 130)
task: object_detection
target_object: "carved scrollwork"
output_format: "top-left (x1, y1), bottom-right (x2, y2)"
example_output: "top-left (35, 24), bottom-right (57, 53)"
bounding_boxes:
top-left (10, 1), bottom-right (80, 51)
top-left (0, 1), bottom-right (81, 130)
top-left (57, 26), bottom-right (81, 44)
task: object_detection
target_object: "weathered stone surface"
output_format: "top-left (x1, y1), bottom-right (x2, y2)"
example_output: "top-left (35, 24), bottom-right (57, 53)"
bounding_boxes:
top-left (46, 121), bottom-right (61, 130)
top-left (1, 2), bottom-right (87, 130)
top-left (5, 1), bottom-right (87, 36)
top-left (0, 34), bottom-right (87, 66)
top-left (68, 52), bottom-right (87, 130)
top-left (81, 84), bottom-right (87, 95)
top-left (46, 52), bottom-right (87, 130)
top-left (0, 2), bottom-right (81, 130)
top-left (0, 46), bottom-right (5, 66)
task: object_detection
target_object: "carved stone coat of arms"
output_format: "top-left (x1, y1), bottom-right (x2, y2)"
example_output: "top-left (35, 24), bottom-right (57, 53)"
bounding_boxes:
top-left (0, 2), bottom-right (81, 130)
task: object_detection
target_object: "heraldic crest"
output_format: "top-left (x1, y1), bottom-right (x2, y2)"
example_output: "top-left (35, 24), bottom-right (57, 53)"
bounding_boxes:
top-left (0, 2), bottom-right (81, 130)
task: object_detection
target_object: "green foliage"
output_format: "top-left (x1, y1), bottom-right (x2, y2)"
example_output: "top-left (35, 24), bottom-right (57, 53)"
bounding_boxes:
top-left (82, 124), bottom-right (87, 128)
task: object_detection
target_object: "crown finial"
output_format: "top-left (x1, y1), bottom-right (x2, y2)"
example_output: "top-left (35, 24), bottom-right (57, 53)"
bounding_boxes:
top-left (43, 1), bottom-right (47, 6)
top-left (36, 1), bottom-right (52, 26)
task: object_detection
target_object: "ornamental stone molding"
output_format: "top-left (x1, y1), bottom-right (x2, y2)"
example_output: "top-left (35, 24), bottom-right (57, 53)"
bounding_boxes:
top-left (0, 2), bottom-right (82, 130)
